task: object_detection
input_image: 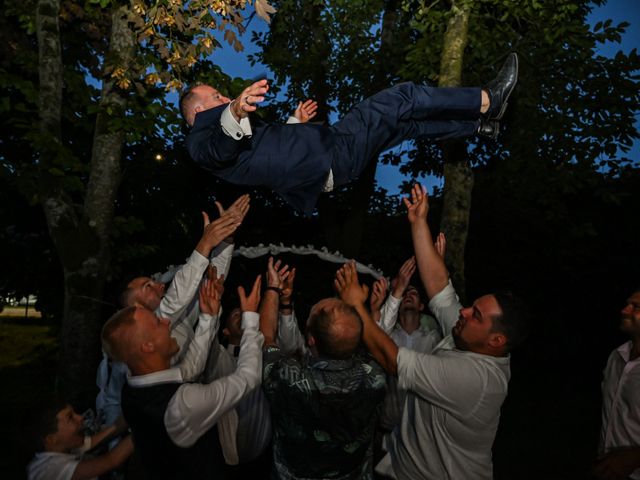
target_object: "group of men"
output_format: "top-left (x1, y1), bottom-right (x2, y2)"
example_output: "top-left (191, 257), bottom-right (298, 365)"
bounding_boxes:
top-left (26, 49), bottom-right (640, 480)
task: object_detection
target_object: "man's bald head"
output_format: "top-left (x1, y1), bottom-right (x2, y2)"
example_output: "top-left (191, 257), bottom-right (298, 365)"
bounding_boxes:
top-left (306, 298), bottom-right (363, 360)
top-left (180, 84), bottom-right (231, 126)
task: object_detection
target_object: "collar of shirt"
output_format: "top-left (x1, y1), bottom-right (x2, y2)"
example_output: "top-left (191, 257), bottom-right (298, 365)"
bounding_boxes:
top-left (307, 355), bottom-right (356, 371)
top-left (433, 335), bottom-right (511, 364)
top-left (616, 340), bottom-right (636, 363)
top-left (393, 324), bottom-right (435, 337)
top-left (127, 367), bottom-right (183, 387)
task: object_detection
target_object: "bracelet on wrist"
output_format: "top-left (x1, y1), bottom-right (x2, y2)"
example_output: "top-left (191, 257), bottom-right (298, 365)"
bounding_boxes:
top-left (265, 286), bottom-right (283, 295)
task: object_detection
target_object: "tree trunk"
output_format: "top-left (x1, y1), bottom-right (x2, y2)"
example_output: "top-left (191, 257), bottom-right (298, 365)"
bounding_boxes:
top-left (37, 2), bottom-right (134, 406)
top-left (438, 0), bottom-right (472, 302)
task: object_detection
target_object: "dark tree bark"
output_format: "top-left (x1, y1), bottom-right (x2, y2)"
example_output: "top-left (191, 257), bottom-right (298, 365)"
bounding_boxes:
top-left (438, 0), bottom-right (472, 302)
top-left (37, 3), bottom-right (134, 406)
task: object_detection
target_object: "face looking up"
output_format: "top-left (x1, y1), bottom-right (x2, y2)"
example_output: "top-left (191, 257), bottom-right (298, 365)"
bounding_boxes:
top-left (452, 294), bottom-right (504, 353)
top-left (127, 277), bottom-right (165, 311)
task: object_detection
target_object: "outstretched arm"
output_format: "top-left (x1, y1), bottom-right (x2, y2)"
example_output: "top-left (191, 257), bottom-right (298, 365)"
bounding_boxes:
top-left (404, 184), bottom-right (449, 300)
top-left (179, 268), bottom-right (225, 381)
top-left (87, 415), bottom-right (128, 451)
top-left (276, 267), bottom-right (305, 354)
top-left (165, 277), bottom-right (264, 448)
top-left (336, 261), bottom-right (399, 375)
top-left (369, 277), bottom-right (388, 325)
top-left (71, 435), bottom-right (133, 480)
top-left (259, 257), bottom-right (290, 348)
top-left (159, 210), bottom-right (241, 321)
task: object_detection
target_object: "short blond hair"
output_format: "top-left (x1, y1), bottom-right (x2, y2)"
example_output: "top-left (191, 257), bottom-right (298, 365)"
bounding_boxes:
top-left (101, 306), bottom-right (138, 363)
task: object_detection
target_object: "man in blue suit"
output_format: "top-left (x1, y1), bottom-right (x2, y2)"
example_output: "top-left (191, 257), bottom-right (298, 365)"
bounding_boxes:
top-left (182, 54), bottom-right (518, 215)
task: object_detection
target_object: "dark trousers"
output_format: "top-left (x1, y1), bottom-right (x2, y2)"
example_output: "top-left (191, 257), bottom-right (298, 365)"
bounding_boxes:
top-left (330, 82), bottom-right (481, 185)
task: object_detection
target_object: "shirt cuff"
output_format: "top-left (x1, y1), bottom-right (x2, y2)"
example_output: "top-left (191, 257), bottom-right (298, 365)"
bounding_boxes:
top-left (322, 169), bottom-right (334, 192)
top-left (198, 312), bottom-right (213, 326)
top-left (241, 311), bottom-right (259, 330)
top-left (221, 103), bottom-right (252, 139)
top-left (387, 294), bottom-right (402, 306)
top-left (286, 116), bottom-right (301, 124)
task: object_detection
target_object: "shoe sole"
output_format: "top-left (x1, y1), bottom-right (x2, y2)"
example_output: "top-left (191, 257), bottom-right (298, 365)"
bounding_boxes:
top-left (492, 54), bottom-right (518, 121)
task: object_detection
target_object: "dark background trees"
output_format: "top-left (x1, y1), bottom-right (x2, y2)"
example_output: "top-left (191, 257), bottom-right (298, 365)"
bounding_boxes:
top-left (1, 0), bottom-right (639, 477)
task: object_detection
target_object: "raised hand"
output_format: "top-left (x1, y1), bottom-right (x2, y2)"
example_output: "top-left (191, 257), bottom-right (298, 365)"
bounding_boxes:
top-left (231, 79), bottom-right (269, 120)
top-left (403, 183), bottom-right (429, 224)
top-left (266, 257), bottom-right (290, 289)
top-left (435, 232), bottom-right (446, 258)
top-left (392, 256), bottom-right (416, 298)
top-left (294, 99), bottom-right (318, 123)
top-left (281, 267), bottom-right (296, 304)
top-left (369, 277), bottom-right (388, 313)
top-left (239, 275), bottom-right (262, 313)
top-left (215, 194), bottom-right (251, 223)
top-left (199, 266), bottom-right (224, 316)
top-left (196, 211), bottom-right (242, 257)
top-left (334, 261), bottom-right (369, 307)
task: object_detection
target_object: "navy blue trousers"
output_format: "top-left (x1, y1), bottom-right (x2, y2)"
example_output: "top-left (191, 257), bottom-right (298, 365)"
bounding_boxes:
top-left (330, 82), bottom-right (481, 186)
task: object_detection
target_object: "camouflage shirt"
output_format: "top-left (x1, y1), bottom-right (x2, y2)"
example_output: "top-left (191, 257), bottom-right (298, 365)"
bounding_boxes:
top-left (263, 346), bottom-right (386, 480)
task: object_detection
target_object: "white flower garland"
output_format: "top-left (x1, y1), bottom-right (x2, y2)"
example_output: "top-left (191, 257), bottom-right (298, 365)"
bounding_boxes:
top-left (153, 244), bottom-right (385, 283)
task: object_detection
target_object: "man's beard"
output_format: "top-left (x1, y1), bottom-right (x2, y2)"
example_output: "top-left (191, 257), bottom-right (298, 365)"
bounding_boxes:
top-left (451, 323), bottom-right (470, 351)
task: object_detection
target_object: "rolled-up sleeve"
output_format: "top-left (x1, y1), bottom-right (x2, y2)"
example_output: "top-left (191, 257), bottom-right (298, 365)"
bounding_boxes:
top-left (428, 280), bottom-right (462, 336)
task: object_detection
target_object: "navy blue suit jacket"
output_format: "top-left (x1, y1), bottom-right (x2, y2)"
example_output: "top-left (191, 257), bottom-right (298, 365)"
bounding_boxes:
top-left (187, 105), bottom-right (335, 215)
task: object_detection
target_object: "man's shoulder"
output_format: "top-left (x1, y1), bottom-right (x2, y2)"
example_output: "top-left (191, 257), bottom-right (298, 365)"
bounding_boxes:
top-left (263, 346), bottom-right (306, 374)
top-left (27, 451), bottom-right (79, 480)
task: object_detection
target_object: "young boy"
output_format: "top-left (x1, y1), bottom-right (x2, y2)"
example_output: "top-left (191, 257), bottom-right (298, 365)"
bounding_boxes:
top-left (27, 401), bottom-right (133, 480)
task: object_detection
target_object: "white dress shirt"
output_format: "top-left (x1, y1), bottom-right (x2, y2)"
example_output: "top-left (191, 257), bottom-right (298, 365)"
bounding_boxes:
top-left (376, 281), bottom-right (510, 480)
top-left (127, 311), bottom-right (263, 448)
top-left (600, 340), bottom-right (640, 479)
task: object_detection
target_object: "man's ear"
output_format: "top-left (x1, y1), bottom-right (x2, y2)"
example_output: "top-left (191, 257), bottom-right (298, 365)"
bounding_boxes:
top-left (488, 332), bottom-right (507, 349)
top-left (44, 432), bottom-right (57, 451)
top-left (222, 327), bottom-right (230, 338)
top-left (141, 341), bottom-right (155, 354)
top-left (307, 334), bottom-right (316, 347)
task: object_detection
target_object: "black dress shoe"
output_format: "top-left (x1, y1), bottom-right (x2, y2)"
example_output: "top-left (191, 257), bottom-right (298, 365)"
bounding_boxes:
top-left (477, 119), bottom-right (500, 140)
top-left (483, 53), bottom-right (518, 120)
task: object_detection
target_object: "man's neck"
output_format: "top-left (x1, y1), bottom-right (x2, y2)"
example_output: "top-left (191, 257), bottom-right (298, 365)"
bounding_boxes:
top-left (398, 310), bottom-right (421, 335)
top-left (130, 356), bottom-right (171, 376)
